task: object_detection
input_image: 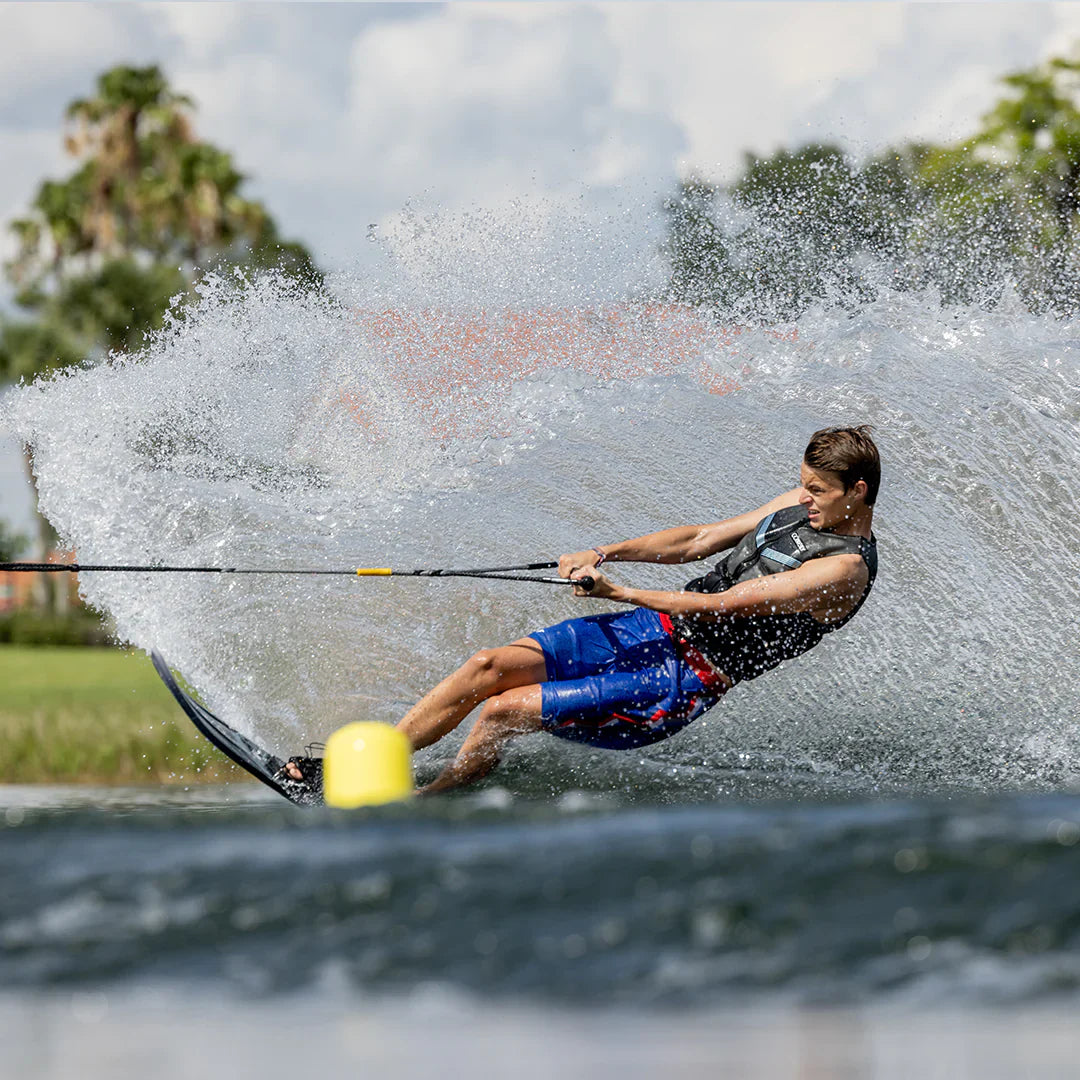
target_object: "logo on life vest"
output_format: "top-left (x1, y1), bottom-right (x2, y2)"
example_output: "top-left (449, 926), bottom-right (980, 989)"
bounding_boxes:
top-left (791, 531), bottom-right (807, 553)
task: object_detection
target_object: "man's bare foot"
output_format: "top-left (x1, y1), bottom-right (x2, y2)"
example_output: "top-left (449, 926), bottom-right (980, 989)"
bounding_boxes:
top-left (277, 751), bottom-right (324, 791)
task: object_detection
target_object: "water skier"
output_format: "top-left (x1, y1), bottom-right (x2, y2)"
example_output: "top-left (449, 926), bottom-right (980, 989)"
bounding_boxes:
top-left (287, 426), bottom-right (879, 795)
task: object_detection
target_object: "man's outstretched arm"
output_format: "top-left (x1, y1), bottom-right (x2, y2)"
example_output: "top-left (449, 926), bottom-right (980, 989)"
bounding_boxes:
top-left (559, 487), bottom-right (804, 573)
top-left (578, 553), bottom-right (868, 625)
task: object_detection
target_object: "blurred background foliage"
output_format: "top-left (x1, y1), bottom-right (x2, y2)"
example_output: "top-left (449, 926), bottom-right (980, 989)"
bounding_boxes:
top-left (664, 52), bottom-right (1080, 319)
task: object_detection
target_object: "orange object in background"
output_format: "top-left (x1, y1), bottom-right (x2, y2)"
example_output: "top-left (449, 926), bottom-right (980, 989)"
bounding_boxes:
top-left (342, 304), bottom-right (785, 441)
top-left (0, 549), bottom-right (79, 612)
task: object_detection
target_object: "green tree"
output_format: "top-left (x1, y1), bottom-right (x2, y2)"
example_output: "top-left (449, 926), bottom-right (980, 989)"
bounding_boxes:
top-left (912, 56), bottom-right (1080, 308)
top-left (731, 144), bottom-right (869, 316)
top-left (665, 145), bottom-right (886, 320)
top-left (0, 64), bottom-right (320, 611)
top-left (663, 176), bottom-right (734, 308)
top-left (918, 58), bottom-right (1080, 234)
top-left (663, 49), bottom-right (1080, 317)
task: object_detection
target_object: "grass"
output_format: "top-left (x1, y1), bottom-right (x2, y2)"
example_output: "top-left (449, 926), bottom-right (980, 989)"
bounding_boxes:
top-left (0, 645), bottom-right (248, 785)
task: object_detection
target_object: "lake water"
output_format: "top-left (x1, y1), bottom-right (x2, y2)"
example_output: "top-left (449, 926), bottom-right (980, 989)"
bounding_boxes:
top-left (5, 784), bottom-right (1080, 1077)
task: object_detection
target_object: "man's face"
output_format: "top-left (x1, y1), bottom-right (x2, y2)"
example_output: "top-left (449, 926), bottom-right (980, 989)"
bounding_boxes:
top-left (799, 463), bottom-right (861, 530)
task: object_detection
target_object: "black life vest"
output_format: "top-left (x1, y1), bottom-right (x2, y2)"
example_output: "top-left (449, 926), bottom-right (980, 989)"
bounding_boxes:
top-left (676, 504), bottom-right (877, 685)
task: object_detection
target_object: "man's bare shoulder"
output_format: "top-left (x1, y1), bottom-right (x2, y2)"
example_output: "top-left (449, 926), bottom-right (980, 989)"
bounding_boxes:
top-left (829, 551), bottom-right (870, 582)
top-left (784, 550), bottom-right (866, 583)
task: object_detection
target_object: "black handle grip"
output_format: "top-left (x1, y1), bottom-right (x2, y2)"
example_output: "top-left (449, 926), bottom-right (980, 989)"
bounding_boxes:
top-left (576, 575), bottom-right (595, 591)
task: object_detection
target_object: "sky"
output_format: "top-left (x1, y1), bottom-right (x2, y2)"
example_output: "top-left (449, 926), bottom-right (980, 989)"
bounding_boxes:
top-left (2, 0), bottom-right (1080, 536)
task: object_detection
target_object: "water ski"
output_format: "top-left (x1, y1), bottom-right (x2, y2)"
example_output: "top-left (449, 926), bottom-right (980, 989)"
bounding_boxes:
top-left (150, 651), bottom-right (323, 806)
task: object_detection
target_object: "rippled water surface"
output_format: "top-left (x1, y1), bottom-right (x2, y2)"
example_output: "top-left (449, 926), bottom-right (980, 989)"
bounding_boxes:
top-left (5, 784), bottom-right (1080, 1077)
top-left (5, 784), bottom-right (1080, 1002)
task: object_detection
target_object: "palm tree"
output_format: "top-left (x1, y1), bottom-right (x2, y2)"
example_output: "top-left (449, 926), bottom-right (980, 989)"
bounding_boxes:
top-left (1, 64), bottom-right (319, 612)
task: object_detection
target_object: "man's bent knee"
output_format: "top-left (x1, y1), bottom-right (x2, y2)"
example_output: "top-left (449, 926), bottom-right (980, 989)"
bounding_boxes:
top-left (463, 649), bottom-right (501, 686)
top-left (463, 645), bottom-right (536, 690)
top-left (476, 692), bottom-right (541, 736)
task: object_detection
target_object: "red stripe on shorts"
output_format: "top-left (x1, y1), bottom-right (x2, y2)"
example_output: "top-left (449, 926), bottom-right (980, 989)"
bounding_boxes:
top-left (658, 613), bottom-right (731, 692)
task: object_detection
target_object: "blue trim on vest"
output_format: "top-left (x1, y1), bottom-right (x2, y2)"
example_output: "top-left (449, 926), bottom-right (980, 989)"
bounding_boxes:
top-left (760, 546), bottom-right (801, 569)
top-left (754, 513), bottom-right (775, 550)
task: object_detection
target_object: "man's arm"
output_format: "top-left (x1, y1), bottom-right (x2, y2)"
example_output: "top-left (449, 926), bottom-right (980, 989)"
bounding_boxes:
top-left (578, 553), bottom-right (868, 624)
top-left (558, 488), bottom-right (804, 575)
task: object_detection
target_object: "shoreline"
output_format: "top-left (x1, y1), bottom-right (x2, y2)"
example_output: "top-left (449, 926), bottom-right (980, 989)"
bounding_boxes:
top-left (0, 644), bottom-right (247, 785)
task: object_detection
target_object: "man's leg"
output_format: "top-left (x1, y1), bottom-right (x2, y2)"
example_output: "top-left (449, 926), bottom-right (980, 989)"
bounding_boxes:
top-left (396, 637), bottom-right (548, 751)
top-left (418, 684), bottom-right (543, 795)
top-left (281, 637), bottom-right (548, 784)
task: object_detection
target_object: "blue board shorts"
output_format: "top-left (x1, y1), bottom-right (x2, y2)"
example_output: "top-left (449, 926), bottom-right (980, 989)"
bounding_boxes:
top-left (529, 607), bottom-right (728, 750)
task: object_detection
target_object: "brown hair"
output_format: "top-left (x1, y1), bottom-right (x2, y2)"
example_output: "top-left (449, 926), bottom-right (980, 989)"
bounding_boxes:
top-left (804, 425), bottom-right (880, 506)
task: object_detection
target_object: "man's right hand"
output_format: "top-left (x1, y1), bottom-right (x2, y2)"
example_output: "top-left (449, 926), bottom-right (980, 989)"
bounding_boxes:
top-left (559, 549), bottom-right (604, 579)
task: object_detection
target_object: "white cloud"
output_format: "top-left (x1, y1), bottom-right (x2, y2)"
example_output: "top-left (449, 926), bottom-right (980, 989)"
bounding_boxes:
top-left (172, 51), bottom-right (333, 177)
top-left (458, 2), bottom-right (582, 28)
top-left (0, 5), bottom-right (146, 102)
top-left (1043, 2), bottom-right (1080, 60)
top-left (150, 2), bottom-right (251, 62)
top-left (602, 3), bottom-right (907, 177)
top-left (794, 4), bottom-right (1080, 156)
top-left (328, 4), bottom-right (686, 217)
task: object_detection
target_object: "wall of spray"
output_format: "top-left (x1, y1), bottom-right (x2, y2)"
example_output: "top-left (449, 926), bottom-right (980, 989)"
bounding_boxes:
top-left (5, 203), bottom-right (1079, 797)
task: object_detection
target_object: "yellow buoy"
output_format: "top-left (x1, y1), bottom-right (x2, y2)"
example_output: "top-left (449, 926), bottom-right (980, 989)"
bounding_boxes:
top-left (324, 721), bottom-right (414, 808)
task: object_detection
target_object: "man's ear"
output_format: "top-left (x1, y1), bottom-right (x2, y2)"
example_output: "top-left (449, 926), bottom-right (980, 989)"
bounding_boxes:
top-left (850, 479), bottom-right (868, 502)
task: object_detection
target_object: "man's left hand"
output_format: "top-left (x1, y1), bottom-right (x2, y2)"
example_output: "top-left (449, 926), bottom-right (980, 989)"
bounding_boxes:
top-left (571, 569), bottom-right (620, 600)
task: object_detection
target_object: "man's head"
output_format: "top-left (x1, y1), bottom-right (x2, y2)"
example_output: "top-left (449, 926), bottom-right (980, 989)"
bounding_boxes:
top-left (800, 425), bottom-right (880, 529)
